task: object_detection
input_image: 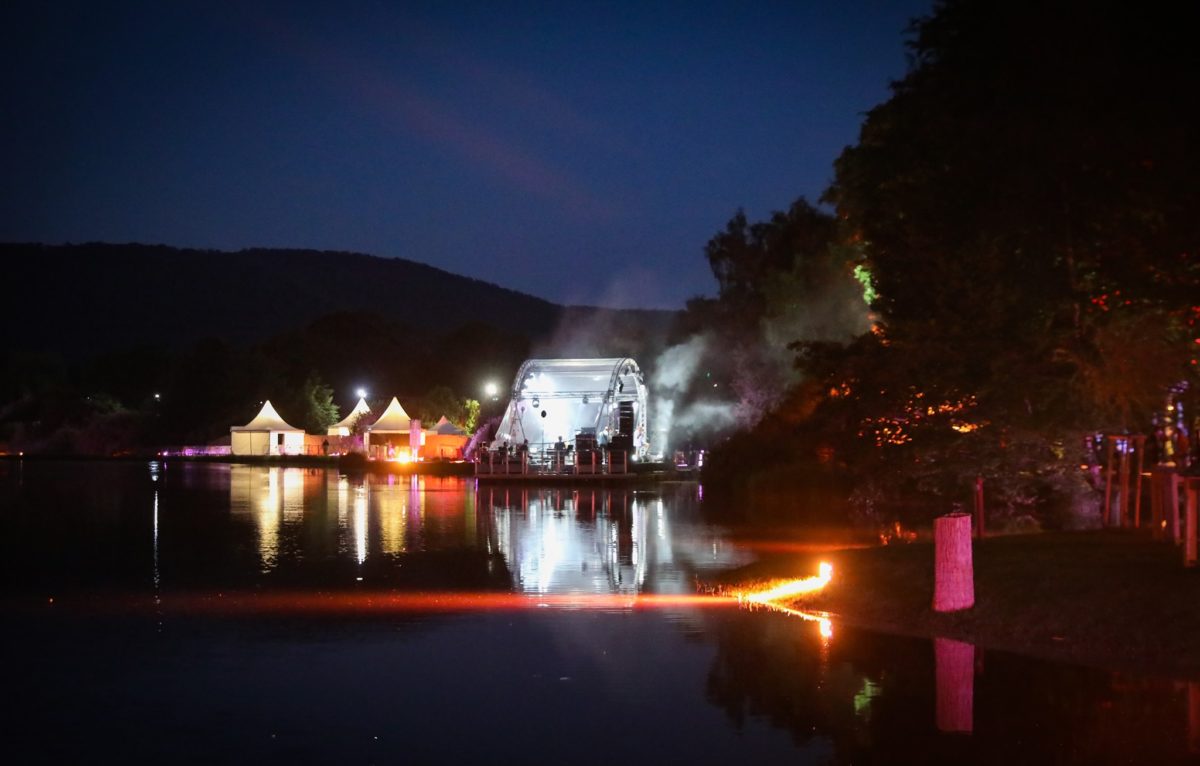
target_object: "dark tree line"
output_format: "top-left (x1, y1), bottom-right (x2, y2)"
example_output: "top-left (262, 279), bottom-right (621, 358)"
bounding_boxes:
top-left (701, 0), bottom-right (1200, 525)
top-left (0, 312), bottom-right (529, 453)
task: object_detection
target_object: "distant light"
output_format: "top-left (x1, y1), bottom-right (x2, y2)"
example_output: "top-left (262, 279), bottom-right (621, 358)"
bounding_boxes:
top-left (153, 393), bottom-right (161, 400)
top-left (484, 382), bottom-right (499, 398)
top-left (356, 388), bottom-right (367, 399)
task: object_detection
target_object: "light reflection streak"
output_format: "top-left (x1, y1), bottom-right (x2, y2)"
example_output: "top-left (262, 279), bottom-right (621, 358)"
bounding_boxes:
top-left (152, 489), bottom-right (160, 592)
top-left (353, 485), bottom-right (368, 564)
top-left (731, 541), bottom-right (871, 554)
top-left (258, 468), bottom-right (280, 571)
top-left (754, 599), bottom-right (835, 643)
top-left (99, 589), bottom-right (833, 640)
top-left (117, 591), bottom-right (740, 615)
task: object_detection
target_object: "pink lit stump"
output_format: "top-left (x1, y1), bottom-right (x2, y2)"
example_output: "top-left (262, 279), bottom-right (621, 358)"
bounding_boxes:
top-left (933, 512), bottom-right (974, 612)
top-left (935, 637), bottom-right (975, 733)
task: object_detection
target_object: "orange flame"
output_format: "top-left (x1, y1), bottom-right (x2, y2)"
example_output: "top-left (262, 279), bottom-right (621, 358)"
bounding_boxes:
top-left (740, 562), bottom-right (832, 604)
top-left (734, 562), bottom-right (835, 640)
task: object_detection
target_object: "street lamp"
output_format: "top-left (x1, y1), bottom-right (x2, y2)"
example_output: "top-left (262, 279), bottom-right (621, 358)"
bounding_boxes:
top-left (484, 381), bottom-right (499, 400)
top-left (356, 388), bottom-right (367, 399)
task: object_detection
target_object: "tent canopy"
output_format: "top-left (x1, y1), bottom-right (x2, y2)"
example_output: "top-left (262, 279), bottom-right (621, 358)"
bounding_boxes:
top-left (432, 416), bottom-right (467, 436)
top-left (231, 400), bottom-right (302, 433)
top-left (329, 397), bottom-right (371, 431)
top-left (367, 397), bottom-right (414, 433)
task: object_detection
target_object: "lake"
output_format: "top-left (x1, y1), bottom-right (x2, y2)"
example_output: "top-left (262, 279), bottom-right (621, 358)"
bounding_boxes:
top-left (1, 460), bottom-right (1195, 764)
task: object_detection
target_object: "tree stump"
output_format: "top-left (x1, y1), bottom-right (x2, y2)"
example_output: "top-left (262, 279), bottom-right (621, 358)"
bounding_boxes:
top-left (935, 637), bottom-right (975, 734)
top-left (934, 512), bottom-right (975, 612)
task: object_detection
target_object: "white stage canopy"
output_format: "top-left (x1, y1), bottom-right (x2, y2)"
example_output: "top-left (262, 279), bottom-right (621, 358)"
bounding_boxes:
top-left (490, 357), bottom-right (648, 457)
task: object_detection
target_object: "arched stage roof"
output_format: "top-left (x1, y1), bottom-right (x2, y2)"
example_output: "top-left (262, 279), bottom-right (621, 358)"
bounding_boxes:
top-left (491, 357), bottom-right (649, 456)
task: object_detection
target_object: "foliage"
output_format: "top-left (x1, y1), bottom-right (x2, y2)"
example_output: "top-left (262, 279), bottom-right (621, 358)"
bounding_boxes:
top-left (412, 386), bottom-right (479, 432)
top-left (704, 198), bottom-right (837, 325)
top-left (289, 372), bottom-right (339, 435)
top-left (707, 0), bottom-right (1200, 526)
top-left (461, 398), bottom-right (481, 433)
top-left (685, 199), bottom-right (869, 431)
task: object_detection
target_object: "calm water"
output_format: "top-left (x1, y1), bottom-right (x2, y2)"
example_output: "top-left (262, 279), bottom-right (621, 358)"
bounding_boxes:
top-left (1, 460), bottom-right (1196, 764)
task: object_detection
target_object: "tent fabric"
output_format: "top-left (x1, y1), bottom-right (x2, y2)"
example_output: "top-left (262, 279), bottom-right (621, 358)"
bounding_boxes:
top-left (366, 397), bottom-right (414, 433)
top-left (432, 416), bottom-right (467, 436)
top-left (231, 400), bottom-right (303, 432)
top-left (329, 397), bottom-right (371, 433)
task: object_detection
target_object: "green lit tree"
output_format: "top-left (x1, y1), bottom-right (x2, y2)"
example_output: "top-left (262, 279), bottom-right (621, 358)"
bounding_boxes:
top-left (291, 372), bottom-right (339, 435)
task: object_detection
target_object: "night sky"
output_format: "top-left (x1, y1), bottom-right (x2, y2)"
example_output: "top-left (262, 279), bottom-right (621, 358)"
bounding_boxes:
top-left (2, 1), bottom-right (931, 309)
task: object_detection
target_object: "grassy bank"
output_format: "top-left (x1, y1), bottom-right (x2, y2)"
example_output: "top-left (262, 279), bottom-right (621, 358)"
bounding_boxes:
top-left (722, 530), bottom-right (1200, 678)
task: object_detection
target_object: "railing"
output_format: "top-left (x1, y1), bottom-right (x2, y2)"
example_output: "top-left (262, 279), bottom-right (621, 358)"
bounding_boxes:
top-left (157, 446), bottom-right (233, 457)
top-left (475, 447), bottom-right (630, 476)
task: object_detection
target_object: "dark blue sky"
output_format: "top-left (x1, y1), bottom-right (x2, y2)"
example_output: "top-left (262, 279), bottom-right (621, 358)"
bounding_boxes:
top-left (2, 1), bottom-right (931, 309)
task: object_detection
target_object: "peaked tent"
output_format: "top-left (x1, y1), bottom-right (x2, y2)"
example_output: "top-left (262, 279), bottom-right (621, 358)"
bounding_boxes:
top-left (328, 397), bottom-right (371, 436)
top-left (364, 397), bottom-right (422, 459)
top-left (431, 416), bottom-right (467, 436)
top-left (230, 400), bottom-right (305, 456)
top-left (421, 415), bottom-right (469, 460)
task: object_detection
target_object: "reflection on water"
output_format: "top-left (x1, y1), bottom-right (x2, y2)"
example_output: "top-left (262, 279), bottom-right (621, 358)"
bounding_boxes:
top-left (2, 460), bottom-right (1199, 763)
top-left (225, 466), bottom-right (748, 596)
top-left (478, 486), bottom-right (748, 596)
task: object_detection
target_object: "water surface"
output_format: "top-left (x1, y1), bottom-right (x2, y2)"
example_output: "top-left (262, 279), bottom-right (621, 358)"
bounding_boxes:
top-left (1, 461), bottom-right (1195, 764)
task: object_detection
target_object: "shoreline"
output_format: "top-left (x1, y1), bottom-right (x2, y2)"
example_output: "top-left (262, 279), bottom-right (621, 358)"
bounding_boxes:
top-left (0, 452), bottom-right (475, 476)
top-left (722, 530), bottom-right (1200, 680)
top-left (0, 453), bottom-right (682, 482)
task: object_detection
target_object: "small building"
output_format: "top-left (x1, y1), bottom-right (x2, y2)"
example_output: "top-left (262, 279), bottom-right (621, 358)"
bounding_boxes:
top-left (230, 400), bottom-right (305, 456)
top-left (364, 397), bottom-right (422, 461)
top-left (420, 416), bottom-right (470, 460)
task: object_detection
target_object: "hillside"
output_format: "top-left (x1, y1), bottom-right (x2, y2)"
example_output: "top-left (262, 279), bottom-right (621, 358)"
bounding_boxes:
top-left (1, 243), bottom-right (581, 356)
top-left (0, 242), bottom-right (683, 450)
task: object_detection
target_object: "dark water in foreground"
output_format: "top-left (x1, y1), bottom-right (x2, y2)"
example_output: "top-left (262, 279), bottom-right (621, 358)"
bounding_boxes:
top-left (1, 461), bottom-right (1196, 764)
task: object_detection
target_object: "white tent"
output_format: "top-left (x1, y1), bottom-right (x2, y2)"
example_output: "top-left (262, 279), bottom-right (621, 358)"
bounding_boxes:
top-left (364, 397), bottom-right (423, 458)
top-left (327, 397), bottom-right (371, 436)
top-left (230, 400), bottom-right (305, 456)
top-left (431, 416), bottom-right (467, 436)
